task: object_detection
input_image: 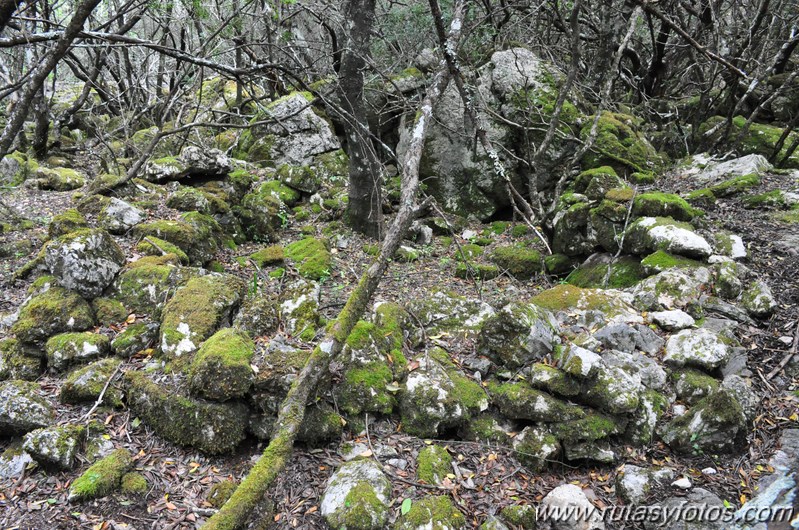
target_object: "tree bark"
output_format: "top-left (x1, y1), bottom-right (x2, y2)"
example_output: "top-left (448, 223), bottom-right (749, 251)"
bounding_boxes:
top-left (0, 0), bottom-right (102, 159)
top-left (202, 3), bottom-right (465, 528)
top-left (338, 0), bottom-right (384, 239)
top-left (0, 0), bottom-right (23, 33)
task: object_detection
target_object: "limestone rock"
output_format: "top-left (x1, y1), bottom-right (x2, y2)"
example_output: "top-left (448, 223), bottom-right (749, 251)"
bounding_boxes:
top-left (0, 380), bottom-right (54, 435)
top-left (537, 484), bottom-right (605, 530)
top-left (477, 302), bottom-right (557, 369)
top-left (23, 424), bottom-right (85, 469)
top-left (661, 390), bottom-right (747, 454)
top-left (649, 310), bottom-right (695, 331)
top-left (98, 197), bottom-right (144, 234)
top-left (664, 328), bottom-right (730, 370)
top-left (320, 460), bottom-right (391, 530)
top-left (615, 465), bottom-right (674, 504)
top-left (144, 146), bottom-right (233, 182)
top-left (624, 217), bottom-right (712, 259)
top-left (11, 286), bottom-right (95, 343)
top-left (45, 332), bottom-right (111, 372)
top-left (512, 426), bottom-right (561, 471)
top-left (45, 228), bottom-right (126, 299)
top-left (741, 280), bottom-right (777, 318)
top-left (694, 154), bottom-right (772, 185)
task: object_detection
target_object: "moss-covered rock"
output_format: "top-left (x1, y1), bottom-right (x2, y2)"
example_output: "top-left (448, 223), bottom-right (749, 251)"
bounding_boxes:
top-left (574, 166), bottom-right (618, 193)
top-left (395, 245), bottom-right (420, 262)
top-left (279, 279), bottom-right (321, 341)
top-left (454, 244), bottom-right (484, 261)
top-left (416, 445), bottom-right (452, 486)
top-left (552, 201), bottom-right (597, 256)
top-left (188, 327), bottom-right (255, 401)
top-left (166, 185), bottom-right (229, 214)
top-left (544, 253), bottom-right (574, 275)
top-left (91, 297), bottom-right (128, 325)
top-left (566, 255), bottom-right (646, 289)
top-left (701, 116), bottom-right (799, 168)
top-left (285, 237), bottom-right (332, 280)
top-left (489, 245), bottom-right (542, 279)
top-left (394, 495), bottom-right (466, 530)
top-left (406, 291), bottom-right (495, 338)
top-left (399, 348), bottom-right (488, 437)
top-left (45, 228), bottom-right (126, 298)
top-left (512, 425), bottom-right (562, 471)
top-left (297, 403), bottom-right (344, 445)
top-left (0, 338), bottom-right (43, 381)
top-left (135, 236), bottom-right (189, 265)
top-left (22, 424), bottom-right (85, 469)
top-left (477, 302), bottom-right (556, 369)
top-left (500, 505), bottom-right (537, 529)
top-left (207, 480), bottom-right (238, 508)
top-left (47, 209), bottom-right (88, 239)
top-left (741, 279), bottom-right (777, 318)
top-left (671, 368), bottom-right (719, 405)
top-left (159, 274), bottom-right (246, 358)
top-left (624, 389), bottom-right (669, 445)
top-left (125, 371), bottom-right (248, 453)
top-left (250, 338), bottom-right (310, 416)
top-left (12, 287), bottom-right (95, 343)
top-left (97, 197), bottom-right (145, 234)
top-left (233, 186), bottom-right (285, 242)
top-left (623, 216), bottom-right (712, 259)
top-left (454, 262), bottom-right (500, 280)
top-left (247, 245), bottom-right (284, 268)
top-left (111, 263), bottom-right (175, 316)
top-left (581, 112), bottom-right (663, 173)
top-left (583, 363), bottom-right (642, 414)
top-left (111, 322), bottom-right (159, 357)
top-left (531, 284), bottom-right (641, 323)
top-left (132, 217), bottom-right (217, 265)
top-left (68, 448), bottom-right (132, 501)
top-left (45, 332), bottom-right (110, 372)
top-left (60, 358), bottom-right (123, 405)
top-left (120, 472), bottom-right (148, 495)
top-left (663, 328), bottom-right (730, 370)
top-left (34, 166), bottom-right (86, 191)
top-left (708, 173), bottom-right (760, 197)
top-left (744, 189), bottom-right (789, 209)
top-left (528, 363), bottom-right (581, 397)
top-left (660, 389), bottom-right (747, 454)
top-left (488, 380), bottom-right (584, 421)
top-left (0, 380), bottom-right (55, 435)
top-left (633, 192), bottom-right (702, 221)
top-left (640, 250), bottom-right (704, 274)
top-left (321, 459), bottom-right (391, 530)
top-left (549, 410), bottom-right (622, 442)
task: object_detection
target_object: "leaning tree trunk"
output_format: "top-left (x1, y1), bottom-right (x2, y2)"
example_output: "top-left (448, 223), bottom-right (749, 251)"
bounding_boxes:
top-left (338, 0), bottom-right (384, 239)
top-left (202, 3), bottom-right (466, 529)
top-left (0, 0), bottom-right (102, 159)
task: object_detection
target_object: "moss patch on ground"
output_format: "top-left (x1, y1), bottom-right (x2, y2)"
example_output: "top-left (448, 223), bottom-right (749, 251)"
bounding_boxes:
top-left (285, 237), bottom-right (332, 280)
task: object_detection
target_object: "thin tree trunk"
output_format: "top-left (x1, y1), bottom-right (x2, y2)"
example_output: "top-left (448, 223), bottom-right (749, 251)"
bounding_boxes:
top-left (0, 0), bottom-right (102, 159)
top-left (338, 0), bottom-right (384, 239)
top-left (202, 3), bottom-right (465, 528)
top-left (0, 0), bottom-right (24, 33)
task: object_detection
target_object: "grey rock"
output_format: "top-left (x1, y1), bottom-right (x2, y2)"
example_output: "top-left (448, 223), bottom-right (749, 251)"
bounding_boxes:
top-left (23, 424), bottom-right (85, 469)
top-left (478, 302), bottom-right (557, 369)
top-left (99, 198), bottom-right (144, 234)
top-left (538, 484), bottom-right (605, 530)
top-left (650, 310), bottom-right (695, 331)
top-left (741, 280), bottom-right (777, 318)
top-left (0, 381), bottom-right (55, 435)
top-left (664, 328), bottom-right (730, 370)
top-left (694, 154), bottom-right (772, 185)
top-left (45, 229), bottom-right (126, 299)
top-left (0, 444), bottom-right (32, 479)
top-left (644, 488), bottom-right (726, 530)
top-left (721, 375), bottom-right (758, 422)
top-left (616, 465), bottom-right (674, 504)
top-left (320, 459), bottom-right (391, 530)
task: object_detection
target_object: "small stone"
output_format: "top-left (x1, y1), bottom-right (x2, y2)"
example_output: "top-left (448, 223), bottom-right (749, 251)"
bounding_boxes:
top-left (320, 460), bottom-right (391, 530)
top-left (701, 467), bottom-right (717, 475)
top-left (538, 484), bottom-right (605, 530)
top-left (649, 310), bottom-right (695, 331)
top-left (663, 328), bottom-right (730, 370)
top-left (671, 477), bottom-right (692, 489)
top-left (741, 279), bottom-right (777, 318)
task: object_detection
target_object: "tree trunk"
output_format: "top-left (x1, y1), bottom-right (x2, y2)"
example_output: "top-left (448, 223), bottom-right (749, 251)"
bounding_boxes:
top-left (0, 0), bottom-right (102, 159)
top-left (0, 0), bottom-right (24, 33)
top-left (202, 4), bottom-right (465, 528)
top-left (338, 0), bottom-right (384, 240)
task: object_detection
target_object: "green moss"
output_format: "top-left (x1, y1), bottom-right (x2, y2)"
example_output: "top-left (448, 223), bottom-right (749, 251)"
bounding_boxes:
top-left (91, 298), bottom-right (128, 326)
top-left (605, 187), bottom-right (635, 202)
top-left (708, 173), bottom-right (760, 197)
top-left (363, 243), bottom-right (380, 256)
top-left (160, 274), bottom-right (245, 358)
top-left (671, 367), bottom-right (720, 403)
top-left (28, 275), bottom-right (57, 296)
top-left (630, 171), bottom-right (656, 184)
top-left (487, 380), bottom-right (584, 421)
top-left (633, 192), bottom-right (702, 221)
top-left (285, 237), bottom-right (332, 280)
top-left (120, 472), bottom-right (148, 495)
top-left (246, 245), bottom-right (284, 267)
top-left (268, 267), bottom-right (286, 279)
top-left (112, 263), bottom-right (175, 316)
top-left (45, 332), bottom-right (110, 372)
top-left (531, 284), bottom-right (621, 313)
top-left (488, 221), bottom-right (509, 234)
top-left (574, 166), bottom-right (618, 193)
top-left (581, 111), bottom-right (664, 173)
top-left (207, 480), bottom-right (238, 508)
top-left (455, 262), bottom-right (500, 280)
top-left (256, 180), bottom-right (301, 206)
top-left (47, 209), bottom-right (88, 238)
top-left (544, 253), bottom-right (574, 275)
top-left (327, 481), bottom-right (388, 530)
top-left (565, 256), bottom-right (646, 289)
top-left (528, 363), bottom-right (581, 397)
top-left (275, 164), bottom-right (320, 193)
top-left (0, 338), bottom-right (42, 380)
top-left (136, 236), bottom-right (189, 265)
top-left (772, 209), bottom-right (799, 223)
top-left (12, 286), bottom-right (96, 343)
top-left (455, 243), bottom-right (484, 261)
top-left (489, 245), bottom-right (542, 279)
top-left (416, 445), bottom-right (452, 485)
top-left (549, 412), bottom-right (620, 442)
top-left (132, 220), bottom-right (195, 257)
top-left (640, 250), bottom-right (703, 274)
top-left (69, 448), bottom-right (132, 501)
top-left (189, 327), bottom-right (255, 401)
top-left (686, 188), bottom-right (717, 203)
top-left (395, 246), bottom-right (420, 262)
top-left (395, 495), bottom-right (466, 530)
top-left (744, 190), bottom-right (787, 209)
top-left (500, 505), bottom-right (537, 529)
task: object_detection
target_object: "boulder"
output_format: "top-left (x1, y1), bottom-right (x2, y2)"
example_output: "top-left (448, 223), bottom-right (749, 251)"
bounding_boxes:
top-left (45, 228), bottom-right (126, 298)
top-left (661, 389), bottom-right (747, 454)
top-left (188, 327), bottom-right (255, 401)
top-left (47, 209), bottom-right (88, 238)
top-left (512, 426), bottom-right (562, 471)
top-left (615, 465), bottom-right (675, 504)
top-left (0, 338), bottom-right (43, 380)
top-left (632, 267), bottom-right (712, 311)
top-left (624, 217), bottom-right (712, 259)
top-left (477, 302), bottom-right (557, 369)
top-left (537, 484), bottom-right (605, 530)
top-left (406, 290), bottom-right (496, 337)
top-left (394, 495), bottom-right (467, 530)
top-left (143, 146), bottom-right (234, 182)
top-left (23, 424), bottom-right (85, 469)
top-left (98, 197), bottom-right (144, 233)
top-left (60, 358), bottom-right (123, 405)
top-left (125, 371), bottom-right (248, 454)
top-left (694, 154), bottom-right (772, 185)
top-left (649, 309), bottom-right (695, 331)
top-left (320, 460), bottom-right (391, 530)
top-left (33, 167), bottom-right (86, 191)
top-left (399, 348), bottom-right (488, 437)
top-left (111, 322), bottom-right (159, 357)
top-left (159, 274), bottom-right (245, 358)
top-left (68, 448), bottom-right (132, 501)
top-left (11, 286), bottom-right (95, 343)
top-left (279, 279), bottom-right (321, 341)
top-left (489, 381), bottom-right (584, 422)
top-left (45, 332), bottom-right (111, 372)
top-left (663, 328), bottom-right (730, 370)
top-left (741, 279), bottom-right (777, 318)
top-left (0, 380), bottom-right (54, 435)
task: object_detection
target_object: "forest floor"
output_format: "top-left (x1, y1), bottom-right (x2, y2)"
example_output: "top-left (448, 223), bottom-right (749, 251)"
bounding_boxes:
top-left (1, 166), bottom-right (798, 529)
